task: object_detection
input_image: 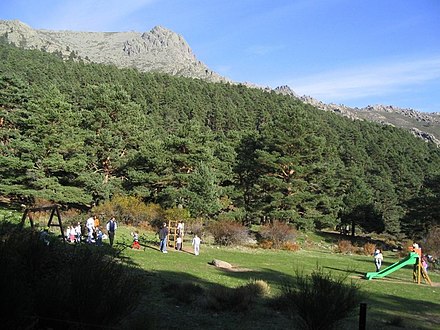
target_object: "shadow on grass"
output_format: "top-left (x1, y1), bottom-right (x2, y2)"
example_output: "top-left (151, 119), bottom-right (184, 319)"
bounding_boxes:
top-left (2, 221), bottom-right (438, 330)
top-left (364, 291), bottom-right (440, 329)
top-left (324, 266), bottom-right (366, 276)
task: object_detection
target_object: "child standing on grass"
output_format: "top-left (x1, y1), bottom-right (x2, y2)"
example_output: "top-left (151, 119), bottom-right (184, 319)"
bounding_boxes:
top-left (69, 226), bottom-right (76, 243)
top-left (192, 234), bottom-right (201, 256)
top-left (75, 222), bottom-right (82, 243)
top-left (374, 249), bottom-right (383, 272)
top-left (176, 235), bottom-right (182, 251)
top-left (131, 231), bottom-right (141, 249)
top-left (95, 227), bottom-right (103, 246)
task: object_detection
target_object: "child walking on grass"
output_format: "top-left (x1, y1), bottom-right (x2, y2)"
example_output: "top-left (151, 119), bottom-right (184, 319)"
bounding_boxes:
top-left (192, 234), bottom-right (201, 256)
top-left (374, 249), bottom-right (383, 272)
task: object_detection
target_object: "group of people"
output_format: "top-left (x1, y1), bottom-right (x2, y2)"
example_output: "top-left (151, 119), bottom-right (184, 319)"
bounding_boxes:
top-left (64, 216), bottom-right (202, 255)
top-left (65, 223), bottom-right (83, 244)
top-left (157, 221), bottom-right (201, 255)
top-left (65, 215), bottom-right (117, 247)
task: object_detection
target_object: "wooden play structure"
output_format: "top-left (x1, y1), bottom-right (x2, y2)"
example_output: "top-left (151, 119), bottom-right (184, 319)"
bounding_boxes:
top-left (166, 220), bottom-right (184, 249)
top-left (409, 246), bottom-right (432, 286)
top-left (366, 245), bottom-right (432, 286)
top-left (20, 205), bottom-right (65, 242)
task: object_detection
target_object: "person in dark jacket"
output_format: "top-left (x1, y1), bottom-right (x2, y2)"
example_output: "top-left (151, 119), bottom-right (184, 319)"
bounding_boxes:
top-left (106, 217), bottom-right (117, 247)
top-left (159, 223), bottom-right (169, 253)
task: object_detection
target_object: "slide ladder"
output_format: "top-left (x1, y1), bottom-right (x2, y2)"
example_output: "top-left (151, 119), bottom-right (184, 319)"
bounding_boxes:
top-left (413, 262), bottom-right (432, 286)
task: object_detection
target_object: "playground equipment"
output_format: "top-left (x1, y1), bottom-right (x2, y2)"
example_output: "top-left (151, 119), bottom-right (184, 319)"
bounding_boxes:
top-left (20, 205), bottom-right (65, 242)
top-left (166, 220), bottom-right (184, 249)
top-left (167, 220), bottom-right (178, 248)
top-left (365, 246), bottom-right (432, 285)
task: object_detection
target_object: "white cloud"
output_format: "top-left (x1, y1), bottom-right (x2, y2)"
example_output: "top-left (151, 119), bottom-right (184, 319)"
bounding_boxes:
top-left (286, 56), bottom-right (440, 101)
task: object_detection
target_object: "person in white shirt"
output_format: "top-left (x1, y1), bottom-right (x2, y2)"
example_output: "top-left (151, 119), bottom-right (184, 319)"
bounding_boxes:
top-left (86, 216), bottom-right (95, 243)
top-left (192, 234), bottom-right (201, 256)
top-left (176, 235), bottom-right (182, 251)
top-left (374, 249), bottom-right (383, 272)
top-left (74, 222), bottom-right (82, 243)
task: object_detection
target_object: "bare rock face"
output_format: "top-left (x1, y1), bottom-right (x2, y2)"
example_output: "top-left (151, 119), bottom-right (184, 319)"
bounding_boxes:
top-left (0, 19), bottom-right (228, 83)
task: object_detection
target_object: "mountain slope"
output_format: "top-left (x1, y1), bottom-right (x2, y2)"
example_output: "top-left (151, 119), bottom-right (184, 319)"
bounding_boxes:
top-left (275, 86), bottom-right (440, 146)
top-left (1, 19), bottom-right (438, 145)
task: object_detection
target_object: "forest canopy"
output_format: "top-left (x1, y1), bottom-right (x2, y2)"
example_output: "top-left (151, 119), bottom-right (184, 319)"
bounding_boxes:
top-left (1, 43), bottom-right (439, 238)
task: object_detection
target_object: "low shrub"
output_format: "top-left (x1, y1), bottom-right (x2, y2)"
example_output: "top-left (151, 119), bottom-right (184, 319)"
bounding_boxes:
top-left (283, 241), bottom-right (301, 252)
top-left (277, 267), bottom-right (363, 330)
top-left (203, 279), bottom-right (269, 312)
top-left (186, 219), bottom-right (205, 237)
top-left (259, 239), bottom-right (274, 249)
top-left (92, 195), bottom-right (162, 226)
top-left (207, 221), bottom-right (249, 246)
top-left (258, 220), bottom-right (297, 249)
top-left (363, 242), bottom-right (376, 256)
top-left (245, 279), bottom-right (271, 296)
top-left (337, 240), bottom-right (356, 254)
top-left (162, 281), bottom-right (204, 304)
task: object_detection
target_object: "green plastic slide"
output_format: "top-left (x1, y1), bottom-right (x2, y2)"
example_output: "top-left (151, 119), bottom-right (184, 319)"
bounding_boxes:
top-left (365, 252), bottom-right (419, 280)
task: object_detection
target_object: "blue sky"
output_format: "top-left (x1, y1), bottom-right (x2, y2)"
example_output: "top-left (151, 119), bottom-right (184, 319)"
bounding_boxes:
top-left (1, 0), bottom-right (439, 112)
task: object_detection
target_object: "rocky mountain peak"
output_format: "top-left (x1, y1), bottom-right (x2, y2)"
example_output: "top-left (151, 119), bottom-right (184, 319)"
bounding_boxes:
top-left (0, 19), bottom-right (228, 83)
top-left (0, 19), bottom-right (438, 145)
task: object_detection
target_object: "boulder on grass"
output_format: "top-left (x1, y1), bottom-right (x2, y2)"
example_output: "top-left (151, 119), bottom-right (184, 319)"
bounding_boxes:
top-left (210, 259), bottom-right (232, 269)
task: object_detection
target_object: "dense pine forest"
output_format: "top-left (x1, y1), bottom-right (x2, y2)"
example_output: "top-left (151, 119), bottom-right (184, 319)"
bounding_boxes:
top-left (1, 42), bottom-right (439, 239)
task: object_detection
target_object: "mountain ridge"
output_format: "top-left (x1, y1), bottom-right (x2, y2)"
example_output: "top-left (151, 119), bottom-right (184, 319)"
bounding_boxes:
top-left (0, 19), bottom-right (228, 83)
top-left (1, 19), bottom-right (438, 145)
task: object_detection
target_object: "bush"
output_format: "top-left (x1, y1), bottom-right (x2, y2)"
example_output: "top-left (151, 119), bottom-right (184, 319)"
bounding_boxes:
top-left (186, 219), bottom-right (205, 237)
top-left (424, 226), bottom-right (440, 257)
top-left (162, 281), bottom-right (204, 304)
top-left (245, 279), bottom-right (271, 296)
top-left (363, 242), bottom-right (376, 256)
top-left (0, 223), bottom-right (146, 329)
top-left (207, 220), bottom-right (249, 246)
top-left (337, 240), bottom-right (356, 254)
top-left (283, 242), bottom-right (301, 252)
top-left (278, 267), bottom-right (363, 330)
top-left (258, 220), bottom-right (296, 249)
top-left (259, 239), bottom-right (274, 249)
top-left (203, 279), bottom-right (270, 312)
top-left (92, 195), bottom-right (157, 226)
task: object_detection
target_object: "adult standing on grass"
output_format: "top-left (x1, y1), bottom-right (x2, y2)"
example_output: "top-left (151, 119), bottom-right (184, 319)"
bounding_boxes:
top-left (159, 222), bottom-right (168, 253)
top-left (192, 234), bottom-right (201, 256)
top-left (374, 248), bottom-right (383, 272)
top-left (106, 216), bottom-right (117, 247)
top-left (74, 222), bottom-right (82, 243)
top-left (86, 215), bottom-right (95, 244)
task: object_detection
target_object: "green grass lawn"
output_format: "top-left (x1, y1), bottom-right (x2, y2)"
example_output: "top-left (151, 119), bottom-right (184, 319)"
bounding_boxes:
top-left (2, 209), bottom-right (439, 329)
top-left (111, 226), bottom-right (440, 330)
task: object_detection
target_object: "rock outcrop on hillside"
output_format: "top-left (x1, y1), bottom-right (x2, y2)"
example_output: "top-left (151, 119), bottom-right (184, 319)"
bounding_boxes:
top-left (275, 86), bottom-right (440, 146)
top-left (0, 19), bottom-right (227, 83)
top-left (1, 19), bottom-right (438, 145)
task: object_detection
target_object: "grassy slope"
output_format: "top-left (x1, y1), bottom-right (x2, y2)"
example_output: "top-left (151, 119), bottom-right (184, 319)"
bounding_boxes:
top-left (114, 226), bottom-right (440, 330)
top-left (3, 209), bottom-right (438, 329)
